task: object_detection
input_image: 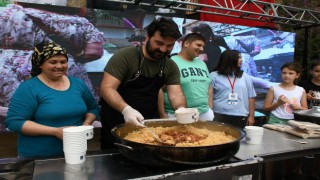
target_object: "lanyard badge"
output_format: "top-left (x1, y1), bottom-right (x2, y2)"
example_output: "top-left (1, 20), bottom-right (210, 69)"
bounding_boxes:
top-left (227, 75), bottom-right (238, 105)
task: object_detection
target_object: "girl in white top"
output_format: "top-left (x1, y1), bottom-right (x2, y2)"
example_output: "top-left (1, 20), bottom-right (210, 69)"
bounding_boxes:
top-left (264, 62), bottom-right (307, 124)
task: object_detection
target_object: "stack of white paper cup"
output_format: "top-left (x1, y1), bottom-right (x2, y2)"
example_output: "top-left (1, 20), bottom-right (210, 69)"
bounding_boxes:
top-left (63, 127), bottom-right (87, 164)
top-left (244, 126), bottom-right (264, 145)
top-left (78, 125), bottom-right (94, 140)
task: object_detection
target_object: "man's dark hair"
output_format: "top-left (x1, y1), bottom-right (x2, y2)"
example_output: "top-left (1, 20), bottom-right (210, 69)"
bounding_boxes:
top-left (214, 50), bottom-right (243, 77)
top-left (191, 23), bottom-right (214, 39)
top-left (181, 33), bottom-right (206, 47)
top-left (147, 17), bottom-right (182, 39)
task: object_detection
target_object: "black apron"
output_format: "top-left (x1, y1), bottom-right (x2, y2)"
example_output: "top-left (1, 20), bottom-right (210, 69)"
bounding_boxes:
top-left (100, 46), bottom-right (165, 149)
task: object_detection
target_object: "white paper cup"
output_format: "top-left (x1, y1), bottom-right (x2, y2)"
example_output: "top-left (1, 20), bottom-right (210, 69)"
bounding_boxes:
top-left (63, 127), bottom-right (87, 152)
top-left (244, 126), bottom-right (264, 144)
top-left (244, 126), bottom-right (264, 134)
top-left (63, 145), bottom-right (87, 152)
top-left (64, 151), bottom-right (86, 164)
top-left (63, 127), bottom-right (86, 133)
top-left (78, 126), bottom-right (94, 140)
top-left (175, 108), bottom-right (198, 124)
top-left (63, 139), bottom-right (87, 152)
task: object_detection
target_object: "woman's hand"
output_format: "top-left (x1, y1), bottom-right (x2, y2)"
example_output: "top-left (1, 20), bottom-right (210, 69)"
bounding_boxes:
top-left (55, 126), bottom-right (75, 140)
top-left (290, 104), bottom-right (307, 110)
top-left (82, 120), bottom-right (93, 126)
top-left (306, 93), bottom-right (318, 100)
top-left (53, 127), bottom-right (64, 140)
top-left (82, 113), bottom-right (97, 126)
top-left (247, 116), bottom-right (255, 126)
top-left (277, 95), bottom-right (289, 105)
top-left (20, 121), bottom-right (74, 140)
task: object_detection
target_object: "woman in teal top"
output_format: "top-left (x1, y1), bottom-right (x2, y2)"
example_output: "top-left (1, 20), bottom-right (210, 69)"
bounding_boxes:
top-left (159, 33), bottom-right (213, 120)
top-left (5, 42), bottom-right (99, 158)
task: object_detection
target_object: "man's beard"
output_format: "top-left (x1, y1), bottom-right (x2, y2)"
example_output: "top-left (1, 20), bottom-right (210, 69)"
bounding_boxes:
top-left (145, 40), bottom-right (170, 60)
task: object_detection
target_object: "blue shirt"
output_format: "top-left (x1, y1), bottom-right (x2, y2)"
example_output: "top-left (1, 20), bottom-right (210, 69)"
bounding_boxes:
top-left (5, 77), bottom-right (99, 158)
top-left (210, 71), bottom-right (256, 116)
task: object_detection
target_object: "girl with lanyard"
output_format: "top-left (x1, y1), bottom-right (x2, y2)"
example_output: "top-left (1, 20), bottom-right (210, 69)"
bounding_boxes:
top-left (210, 50), bottom-right (256, 129)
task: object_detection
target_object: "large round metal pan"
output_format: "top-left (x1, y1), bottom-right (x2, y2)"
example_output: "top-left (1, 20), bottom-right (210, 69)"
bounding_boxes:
top-left (293, 111), bottom-right (320, 125)
top-left (111, 120), bottom-right (245, 167)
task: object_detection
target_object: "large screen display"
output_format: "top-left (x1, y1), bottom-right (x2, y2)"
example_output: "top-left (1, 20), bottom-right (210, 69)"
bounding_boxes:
top-left (0, 3), bottom-right (295, 132)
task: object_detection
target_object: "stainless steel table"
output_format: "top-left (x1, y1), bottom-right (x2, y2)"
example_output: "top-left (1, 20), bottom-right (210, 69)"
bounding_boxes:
top-left (236, 128), bottom-right (320, 162)
top-left (2, 128), bottom-right (320, 180)
top-left (32, 154), bottom-right (262, 180)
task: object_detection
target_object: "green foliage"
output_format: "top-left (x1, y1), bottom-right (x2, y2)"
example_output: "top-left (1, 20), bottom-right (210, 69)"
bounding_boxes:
top-left (276, 0), bottom-right (320, 79)
top-left (0, 0), bottom-right (11, 7)
top-left (281, 0), bottom-right (320, 62)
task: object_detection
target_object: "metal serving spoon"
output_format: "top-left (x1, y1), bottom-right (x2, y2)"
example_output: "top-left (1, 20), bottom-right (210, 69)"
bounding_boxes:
top-left (143, 126), bottom-right (175, 146)
top-left (284, 138), bottom-right (308, 144)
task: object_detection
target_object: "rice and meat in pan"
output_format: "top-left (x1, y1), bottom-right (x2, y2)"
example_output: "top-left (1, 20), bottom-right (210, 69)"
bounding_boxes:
top-left (124, 125), bottom-right (236, 147)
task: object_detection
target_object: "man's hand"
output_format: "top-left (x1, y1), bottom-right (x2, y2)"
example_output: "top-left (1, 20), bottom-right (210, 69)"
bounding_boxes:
top-left (122, 106), bottom-right (145, 127)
